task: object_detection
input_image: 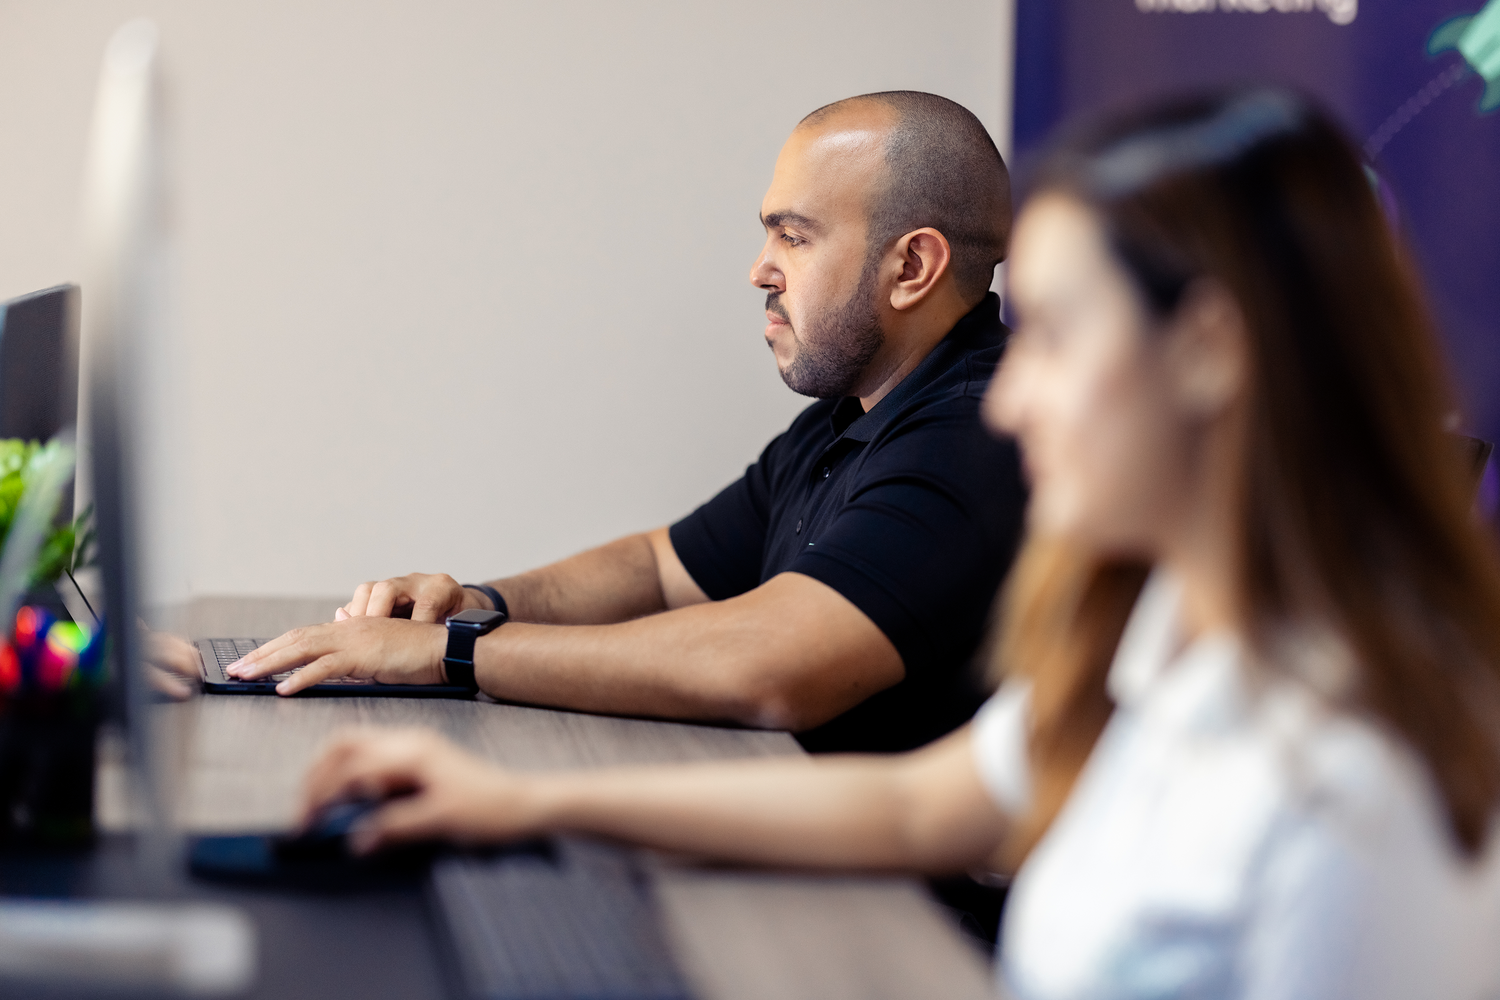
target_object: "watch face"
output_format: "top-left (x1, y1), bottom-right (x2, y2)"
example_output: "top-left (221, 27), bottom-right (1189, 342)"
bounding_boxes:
top-left (449, 608), bottom-right (505, 627)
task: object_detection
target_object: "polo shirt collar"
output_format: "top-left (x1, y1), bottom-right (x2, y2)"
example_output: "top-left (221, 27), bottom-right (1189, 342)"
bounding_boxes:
top-left (828, 292), bottom-right (1003, 444)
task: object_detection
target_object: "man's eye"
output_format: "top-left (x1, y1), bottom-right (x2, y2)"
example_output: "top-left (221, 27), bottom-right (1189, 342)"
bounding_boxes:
top-left (780, 233), bottom-right (805, 247)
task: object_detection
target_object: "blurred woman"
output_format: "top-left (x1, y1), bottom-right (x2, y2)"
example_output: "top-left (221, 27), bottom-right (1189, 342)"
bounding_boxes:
top-left (297, 89), bottom-right (1500, 999)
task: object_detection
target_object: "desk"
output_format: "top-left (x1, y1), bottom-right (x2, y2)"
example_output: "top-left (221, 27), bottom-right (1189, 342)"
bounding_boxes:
top-left (99, 596), bottom-right (999, 1000)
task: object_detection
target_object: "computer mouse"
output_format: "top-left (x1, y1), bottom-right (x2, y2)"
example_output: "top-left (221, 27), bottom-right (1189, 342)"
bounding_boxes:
top-left (273, 796), bottom-right (390, 862)
top-left (189, 793), bottom-right (440, 890)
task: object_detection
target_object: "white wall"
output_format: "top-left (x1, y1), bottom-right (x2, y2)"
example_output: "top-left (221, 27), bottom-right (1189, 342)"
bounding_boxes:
top-left (0, 1), bottom-right (1015, 602)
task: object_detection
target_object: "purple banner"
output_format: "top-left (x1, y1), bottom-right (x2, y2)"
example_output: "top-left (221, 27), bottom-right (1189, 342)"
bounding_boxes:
top-left (1015, 0), bottom-right (1500, 441)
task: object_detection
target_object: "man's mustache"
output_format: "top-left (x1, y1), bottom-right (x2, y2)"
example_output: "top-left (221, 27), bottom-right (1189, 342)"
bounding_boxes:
top-left (765, 292), bottom-right (790, 324)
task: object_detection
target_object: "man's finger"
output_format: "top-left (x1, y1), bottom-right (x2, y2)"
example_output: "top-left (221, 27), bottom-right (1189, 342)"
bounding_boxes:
top-left (335, 607), bottom-right (350, 622)
top-left (224, 627), bottom-right (302, 677)
top-left (229, 627), bottom-right (325, 679)
top-left (149, 665), bottom-right (195, 700)
top-left (410, 578), bottom-right (453, 624)
top-left (276, 652), bottom-right (348, 696)
top-left (367, 579), bottom-right (403, 619)
top-left (147, 632), bottom-right (203, 680)
top-left (348, 582), bottom-right (375, 618)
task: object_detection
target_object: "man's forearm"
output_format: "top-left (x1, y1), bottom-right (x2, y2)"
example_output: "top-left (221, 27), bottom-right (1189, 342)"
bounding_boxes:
top-left (483, 533), bottom-right (667, 625)
top-left (470, 573), bottom-right (904, 731)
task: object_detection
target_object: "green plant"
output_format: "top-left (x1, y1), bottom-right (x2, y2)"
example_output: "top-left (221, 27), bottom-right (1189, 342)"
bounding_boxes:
top-left (0, 439), bottom-right (93, 589)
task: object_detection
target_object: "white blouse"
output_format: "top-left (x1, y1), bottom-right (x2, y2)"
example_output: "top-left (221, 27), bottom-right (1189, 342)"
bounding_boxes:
top-left (972, 571), bottom-right (1500, 1000)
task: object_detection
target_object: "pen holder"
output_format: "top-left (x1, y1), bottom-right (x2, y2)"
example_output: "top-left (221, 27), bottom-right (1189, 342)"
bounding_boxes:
top-left (0, 606), bottom-right (107, 848)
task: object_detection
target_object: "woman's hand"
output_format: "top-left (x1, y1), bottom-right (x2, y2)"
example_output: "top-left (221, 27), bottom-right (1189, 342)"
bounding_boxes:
top-left (296, 723), bottom-right (1007, 873)
top-left (300, 728), bottom-right (538, 853)
top-left (223, 616), bottom-right (447, 695)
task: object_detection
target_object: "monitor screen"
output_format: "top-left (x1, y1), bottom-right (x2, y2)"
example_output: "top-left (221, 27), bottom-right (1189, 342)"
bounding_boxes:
top-left (77, 18), bottom-right (167, 836)
top-left (0, 284), bottom-right (78, 444)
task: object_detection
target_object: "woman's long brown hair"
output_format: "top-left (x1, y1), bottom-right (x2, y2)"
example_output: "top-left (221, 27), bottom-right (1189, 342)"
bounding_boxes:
top-left (993, 89), bottom-right (1500, 864)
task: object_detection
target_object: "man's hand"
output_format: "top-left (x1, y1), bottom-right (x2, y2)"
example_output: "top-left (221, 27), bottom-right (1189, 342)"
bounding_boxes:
top-left (300, 728), bottom-right (536, 853)
top-left (143, 627), bottom-right (202, 700)
top-left (345, 573), bottom-right (487, 622)
top-left (224, 616), bottom-right (447, 695)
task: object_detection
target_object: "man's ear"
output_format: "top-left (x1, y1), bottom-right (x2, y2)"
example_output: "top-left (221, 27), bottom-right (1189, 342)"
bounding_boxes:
top-left (888, 228), bottom-right (953, 312)
top-left (1165, 279), bottom-right (1249, 419)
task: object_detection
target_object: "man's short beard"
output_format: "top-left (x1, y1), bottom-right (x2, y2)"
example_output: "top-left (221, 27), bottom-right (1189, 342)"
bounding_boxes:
top-left (772, 257), bottom-right (885, 400)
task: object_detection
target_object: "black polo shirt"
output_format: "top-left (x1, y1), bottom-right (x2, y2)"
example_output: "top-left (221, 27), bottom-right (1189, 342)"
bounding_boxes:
top-left (669, 293), bottom-right (1027, 754)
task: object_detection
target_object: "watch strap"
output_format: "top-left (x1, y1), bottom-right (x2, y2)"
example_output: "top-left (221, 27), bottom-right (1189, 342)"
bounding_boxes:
top-left (443, 610), bottom-right (506, 693)
top-left (442, 627), bottom-right (481, 692)
top-left (463, 583), bottom-right (508, 617)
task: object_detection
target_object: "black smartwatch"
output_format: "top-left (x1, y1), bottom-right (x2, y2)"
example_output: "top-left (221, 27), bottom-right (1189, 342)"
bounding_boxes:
top-left (442, 607), bottom-right (506, 693)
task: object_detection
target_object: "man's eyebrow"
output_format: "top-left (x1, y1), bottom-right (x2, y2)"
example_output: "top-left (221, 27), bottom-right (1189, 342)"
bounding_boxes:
top-left (760, 211), bottom-right (822, 234)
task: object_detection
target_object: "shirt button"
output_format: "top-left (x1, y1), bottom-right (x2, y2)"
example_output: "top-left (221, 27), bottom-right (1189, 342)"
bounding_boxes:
top-left (821, 466), bottom-right (831, 480)
top-left (795, 518), bottom-right (803, 535)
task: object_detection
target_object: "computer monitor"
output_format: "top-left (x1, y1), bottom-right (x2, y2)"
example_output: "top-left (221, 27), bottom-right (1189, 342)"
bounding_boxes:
top-left (77, 18), bottom-right (168, 839)
top-left (0, 285), bottom-right (78, 444)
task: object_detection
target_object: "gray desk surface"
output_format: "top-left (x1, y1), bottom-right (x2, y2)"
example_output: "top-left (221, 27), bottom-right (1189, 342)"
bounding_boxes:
top-left (118, 596), bottom-right (998, 1000)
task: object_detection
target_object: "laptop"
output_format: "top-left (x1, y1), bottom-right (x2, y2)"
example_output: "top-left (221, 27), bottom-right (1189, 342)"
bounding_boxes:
top-left (195, 635), bottom-right (476, 698)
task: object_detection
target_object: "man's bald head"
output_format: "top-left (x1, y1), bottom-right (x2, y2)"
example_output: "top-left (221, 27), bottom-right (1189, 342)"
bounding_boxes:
top-left (799, 92), bottom-right (1012, 302)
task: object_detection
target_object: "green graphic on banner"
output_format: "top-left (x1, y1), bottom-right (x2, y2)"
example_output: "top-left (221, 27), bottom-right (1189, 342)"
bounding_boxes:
top-left (1429, 0), bottom-right (1500, 113)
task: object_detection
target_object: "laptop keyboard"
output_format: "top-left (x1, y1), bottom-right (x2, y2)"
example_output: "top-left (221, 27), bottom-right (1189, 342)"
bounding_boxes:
top-left (430, 837), bottom-right (693, 1000)
top-left (206, 639), bottom-right (374, 686)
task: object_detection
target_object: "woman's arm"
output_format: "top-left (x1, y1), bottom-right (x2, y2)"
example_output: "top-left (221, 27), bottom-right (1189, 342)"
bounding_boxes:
top-left (299, 725), bottom-right (1009, 875)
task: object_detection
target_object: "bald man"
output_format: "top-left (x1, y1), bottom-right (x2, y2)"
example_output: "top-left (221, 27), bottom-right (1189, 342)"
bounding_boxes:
top-left (229, 91), bottom-right (1026, 755)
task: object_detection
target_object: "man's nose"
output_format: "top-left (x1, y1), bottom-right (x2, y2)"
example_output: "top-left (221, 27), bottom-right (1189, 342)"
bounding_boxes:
top-left (749, 244), bottom-right (783, 292)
